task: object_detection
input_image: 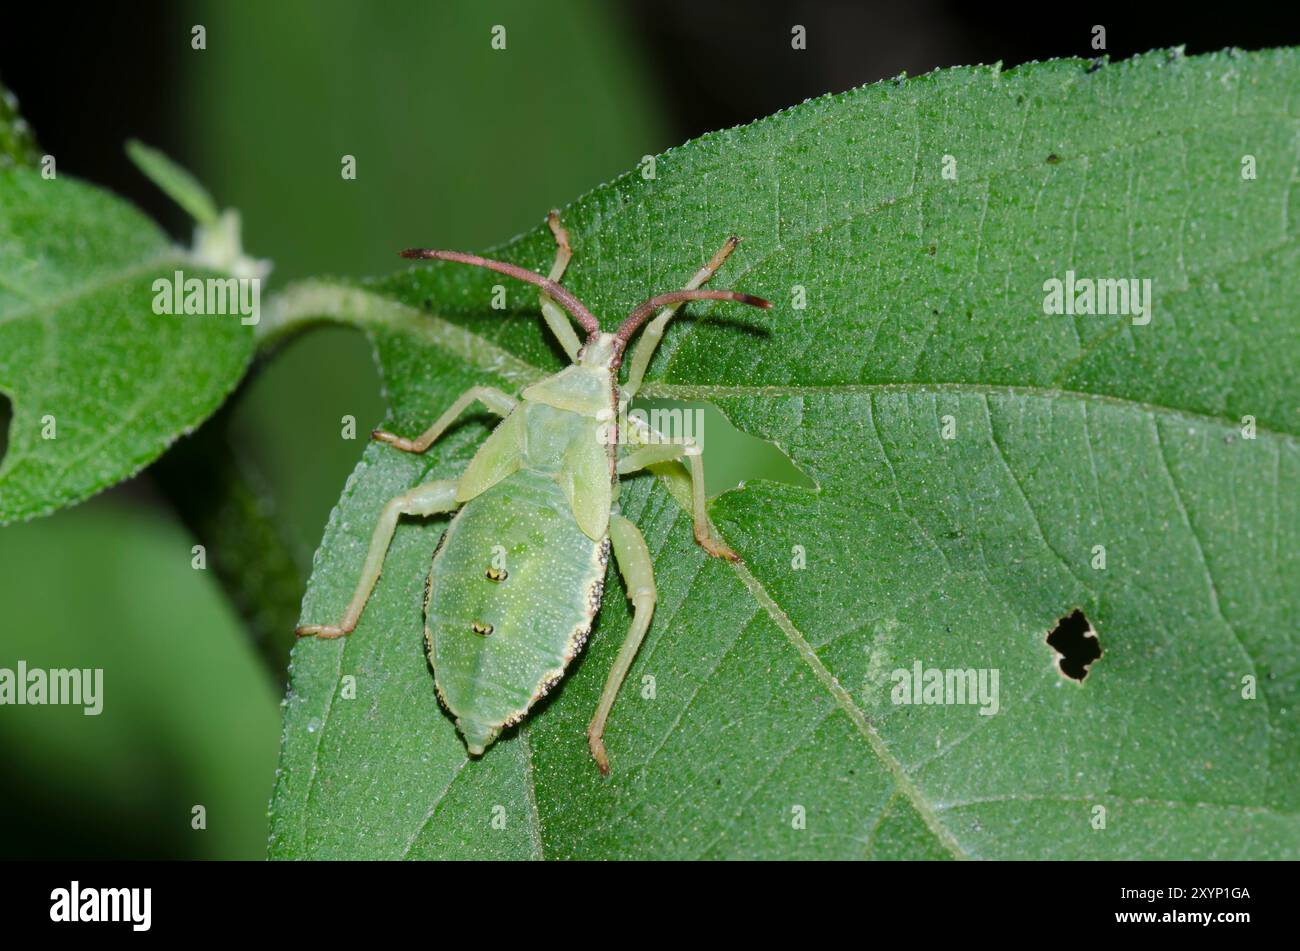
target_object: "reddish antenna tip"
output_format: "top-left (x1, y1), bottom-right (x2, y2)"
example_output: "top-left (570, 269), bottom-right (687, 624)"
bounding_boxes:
top-left (742, 294), bottom-right (772, 309)
top-left (399, 248), bottom-right (428, 259)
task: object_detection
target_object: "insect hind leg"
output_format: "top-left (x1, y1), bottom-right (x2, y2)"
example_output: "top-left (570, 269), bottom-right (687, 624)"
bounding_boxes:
top-left (588, 515), bottom-right (657, 775)
top-left (296, 480), bottom-right (459, 639)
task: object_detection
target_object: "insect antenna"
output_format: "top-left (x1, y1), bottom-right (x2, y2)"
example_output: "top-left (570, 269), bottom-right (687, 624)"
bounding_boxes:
top-left (399, 248), bottom-right (601, 336)
top-left (615, 289), bottom-right (771, 348)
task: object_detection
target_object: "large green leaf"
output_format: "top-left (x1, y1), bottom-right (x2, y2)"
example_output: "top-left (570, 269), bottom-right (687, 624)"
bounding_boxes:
top-left (269, 49), bottom-right (1299, 859)
top-left (0, 166), bottom-right (255, 524)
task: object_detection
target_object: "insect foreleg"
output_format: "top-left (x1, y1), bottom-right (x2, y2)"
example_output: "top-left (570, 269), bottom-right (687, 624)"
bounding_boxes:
top-left (539, 211), bottom-right (582, 362)
top-left (622, 236), bottom-right (739, 399)
top-left (587, 514), bottom-right (657, 775)
top-left (295, 480), bottom-right (459, 639)
top-left (372, 386), bottom-right (517, 453)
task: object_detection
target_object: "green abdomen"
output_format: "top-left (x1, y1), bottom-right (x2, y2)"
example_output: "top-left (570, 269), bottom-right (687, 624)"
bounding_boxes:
top-left (424, 467), bottom-right (609, 754)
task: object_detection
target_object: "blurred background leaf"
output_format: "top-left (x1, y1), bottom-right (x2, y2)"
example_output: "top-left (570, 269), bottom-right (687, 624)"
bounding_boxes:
top-left (0, 79), bottom-right (38, 167)
top-left (0, 496), bottom-right (278, 858)
top-left (0, 165), bottom-right (254, 525)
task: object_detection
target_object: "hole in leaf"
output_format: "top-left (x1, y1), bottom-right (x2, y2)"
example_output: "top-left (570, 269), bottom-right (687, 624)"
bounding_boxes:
top-left (629, 398), bottom-right (815, 495)
top-left (1046, 609), bottom-right (1102, 681)
top-left (0, 392), bottom-right (10, 467)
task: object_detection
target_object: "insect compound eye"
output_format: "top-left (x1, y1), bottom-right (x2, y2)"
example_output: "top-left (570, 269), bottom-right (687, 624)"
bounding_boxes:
top-left (485, 567), bottom-right (509, 582)
top-left (471, 621), bottom-right (494, 637)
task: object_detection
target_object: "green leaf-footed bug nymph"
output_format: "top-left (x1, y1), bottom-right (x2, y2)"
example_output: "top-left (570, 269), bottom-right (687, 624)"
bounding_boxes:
top-left (296, 213), bottom-right (770, 774)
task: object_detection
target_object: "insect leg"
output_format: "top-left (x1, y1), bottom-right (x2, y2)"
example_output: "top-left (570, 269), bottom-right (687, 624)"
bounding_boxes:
top-left (588, 514), bottom-right (657, 775)
top-left (616, 442), bottom-right (686, 474)
top-left (295, 480), bottom-right (459, 639)
top-left (683, 449), bottom-right (739, 561)
top-left (372, 386), bottom-right (516, 453)
top-left (539, 211), bottom-right (582, 361)
top-left (621, 418), bottom-right (739, 562)
top-left (622, 236), bottom-right (739, 399)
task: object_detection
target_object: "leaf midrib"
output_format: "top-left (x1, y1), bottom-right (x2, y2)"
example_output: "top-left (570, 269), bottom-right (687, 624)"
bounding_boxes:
top-left (640, 382), bottom-right (1298, 443)
top-left (268, 281), bottom-right (1296, 447)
